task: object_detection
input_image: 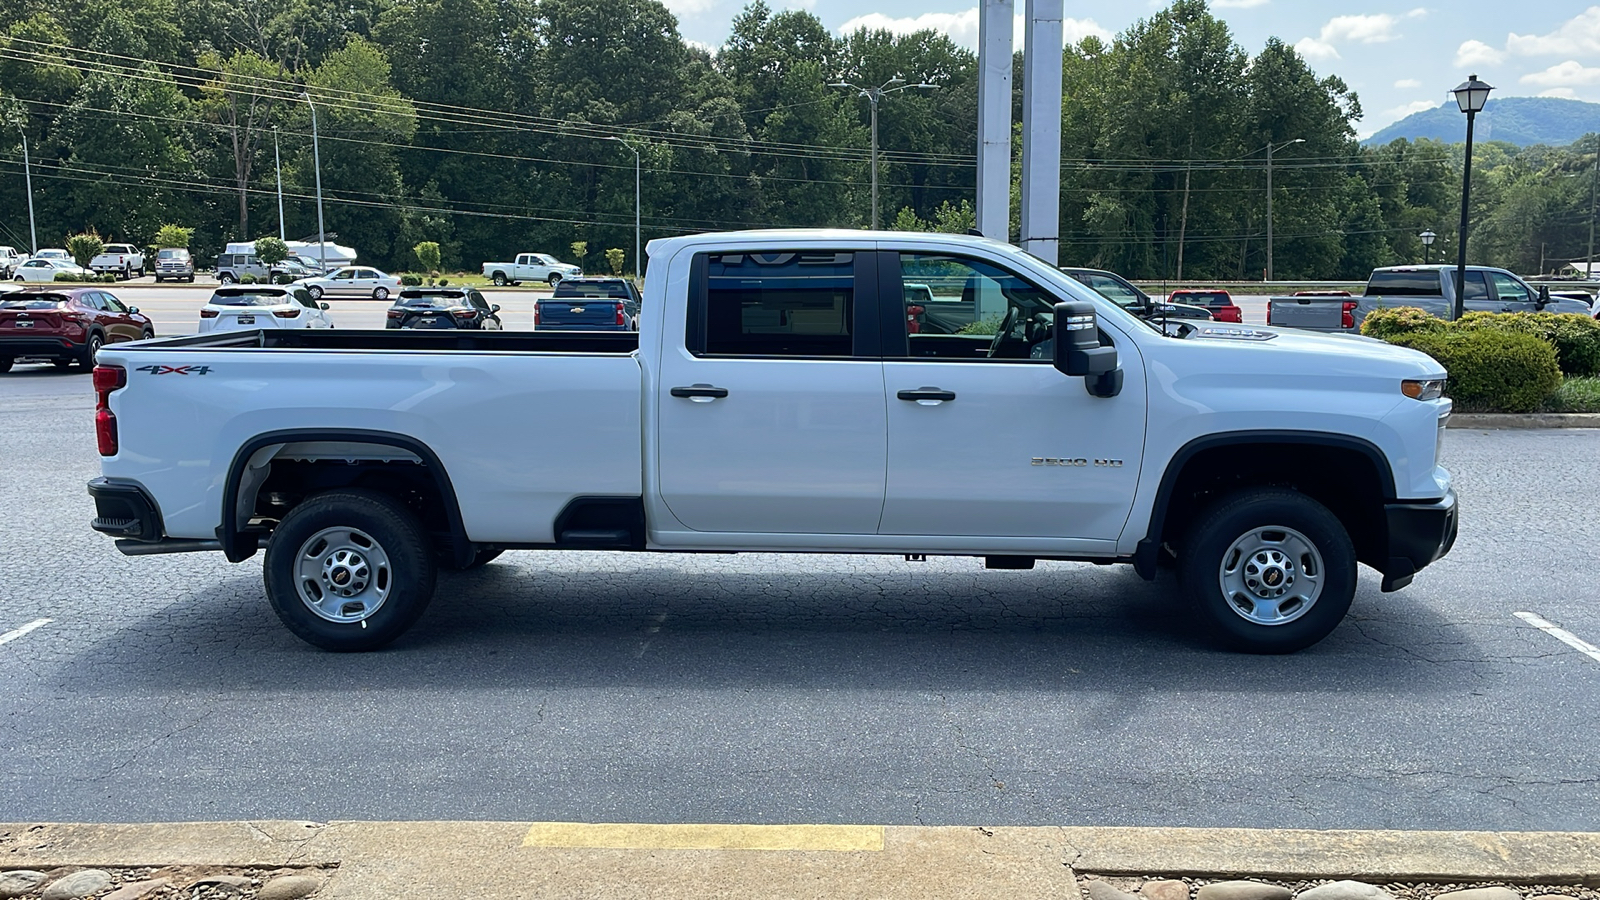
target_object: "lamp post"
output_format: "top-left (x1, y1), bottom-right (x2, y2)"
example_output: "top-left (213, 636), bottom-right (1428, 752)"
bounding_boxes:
top-left (1264, 137), bottom-right (1304, 282)
top-left (273, 126), bottom-right (286, 243)
top-left (1451, 74), bottom-right (1492, 320)
top-left (608, 136), bottom-right (641, 279)
top-left (299, 92), bottom-right (327, 275)
top-left (1420, 230), bottom-right (1436, 265)
top-left (829, 77), bottom-right (936, 230)
top-left (20, 127), bottom-right (37, 255)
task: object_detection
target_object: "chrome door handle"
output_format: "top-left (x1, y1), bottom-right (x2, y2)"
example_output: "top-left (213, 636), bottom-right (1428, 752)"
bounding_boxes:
top-left (897, 387), bottom-right (956, 404)
top-left (671, 384), bottom-right (729, 403)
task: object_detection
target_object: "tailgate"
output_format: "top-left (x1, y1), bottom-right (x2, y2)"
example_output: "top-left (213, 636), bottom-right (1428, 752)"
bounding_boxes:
top-left (537, 299), bottom-right (624, 329)
top-left (0, 308), bottom-right (68, 335)
top-left (1267, 296), bottom-right (1345, 331)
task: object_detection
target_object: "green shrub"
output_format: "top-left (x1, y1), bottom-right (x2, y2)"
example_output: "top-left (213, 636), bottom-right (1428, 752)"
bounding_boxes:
top-left (605, 247), bottom-right (626, 276)
top-left (1452, 311), bottom-right (1600, 377)
top-left (412, 241), bottom-right (441, 276)
top-left (400, 274), bottom-right (423, 287)
top-left (53, 271), bottom-right (84, 282)
top-left (272, 273), bottom-right (293, 285)
top-left (1394, 330), bottom-right (1562, 412)
top-left (436, 277), bottom-right (449, 286)
top-left (153, 224), bottom-right (193, 249)
top-left (66, 230), bottom-right (104, 270)
top-left (1360, 306), bottom-right (1447, 341)
top-left (100, 273), bottom-right (118, 283)
top-left (239, 273), bottom-right (257, 284)
top-left (254, 237), bottom-right (289, 268)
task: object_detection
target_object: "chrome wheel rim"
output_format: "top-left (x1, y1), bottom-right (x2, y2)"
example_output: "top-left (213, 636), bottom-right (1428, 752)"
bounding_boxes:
top-left (293, 526), bottom-right (393, 623)
top-left (1217, 525), bottom-right (1323, 626)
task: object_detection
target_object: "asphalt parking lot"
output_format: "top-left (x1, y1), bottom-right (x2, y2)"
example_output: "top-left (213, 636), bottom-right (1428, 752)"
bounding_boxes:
top-left (2, 367), bottom-right (1597, 833)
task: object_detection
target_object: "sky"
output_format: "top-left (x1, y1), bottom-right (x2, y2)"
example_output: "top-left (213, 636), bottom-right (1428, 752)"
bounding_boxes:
top-left (664, 0), bottom-right (1600, 138)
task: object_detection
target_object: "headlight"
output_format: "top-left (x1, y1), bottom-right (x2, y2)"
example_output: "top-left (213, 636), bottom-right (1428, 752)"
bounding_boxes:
top-left (1401, 378), bottom-right (1446, 401)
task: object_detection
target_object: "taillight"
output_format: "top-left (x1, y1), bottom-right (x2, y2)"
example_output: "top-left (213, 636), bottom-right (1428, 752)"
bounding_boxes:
top-left (615, 302), bottom-right (626, 326)
top-left (386, 309), bottom-right (403, 320)
top-left (273, 307), bottom-right (301, 318)
top-left (1265, 304), bottom-right (1273, 325)
top-left (94, 365), bottom-right (125, 456)
top-left (1341, 300), bottom-right (1358, 330)
top-left (534, 304), bottom-right (541, 327)
top-left (450, 307), bottom-right (479, 321)
top-left (200, 308), bottom-right (219, 318)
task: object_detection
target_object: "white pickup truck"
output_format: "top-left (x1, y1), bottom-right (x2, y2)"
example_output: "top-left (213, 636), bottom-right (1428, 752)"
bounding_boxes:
top-left (89, 244), bottom-right (147, 279)
top-left (480, 252), bottom-right (582, 287)
top-left (87, 230), bottom-right (1458, 654)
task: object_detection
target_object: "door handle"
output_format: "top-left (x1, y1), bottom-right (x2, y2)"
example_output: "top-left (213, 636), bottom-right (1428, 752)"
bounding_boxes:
top-left (897, 387), bottom-right (956, 404)
top-left (671, 384), bottom-right (729, 403)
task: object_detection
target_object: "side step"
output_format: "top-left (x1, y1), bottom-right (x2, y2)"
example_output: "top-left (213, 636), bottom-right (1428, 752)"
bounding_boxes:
top-left (558, 529), bottom-right (633, 548)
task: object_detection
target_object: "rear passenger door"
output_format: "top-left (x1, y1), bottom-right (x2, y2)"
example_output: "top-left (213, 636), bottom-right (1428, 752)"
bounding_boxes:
top-left (655, 248), bottom-right (886, 535)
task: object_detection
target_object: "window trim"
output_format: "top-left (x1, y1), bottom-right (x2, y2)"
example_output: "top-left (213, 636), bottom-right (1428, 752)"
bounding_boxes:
top-left (685, 249), bottom-right (879, 360)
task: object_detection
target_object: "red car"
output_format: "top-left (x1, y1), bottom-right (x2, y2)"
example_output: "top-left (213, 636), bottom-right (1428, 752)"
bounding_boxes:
top-left (1167, 289), bottom-right (1242, 323)
top-left (0, 286), bottom-right (155, 373)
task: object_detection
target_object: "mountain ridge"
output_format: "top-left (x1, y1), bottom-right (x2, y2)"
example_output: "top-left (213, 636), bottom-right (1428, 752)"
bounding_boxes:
top-left (1363, 96), bottom-right (1600, 147)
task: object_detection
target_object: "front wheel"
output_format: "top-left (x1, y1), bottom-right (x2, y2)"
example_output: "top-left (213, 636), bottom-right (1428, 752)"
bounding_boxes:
top-left (373, 286), bottom-right (389, 300)
top-left (546, 273), bottom-right (563, 286)
top-left (80, 332), bottom-right (104, 367)
top-left (263, 490), bottom-right (438, 651)
top-left (1179, 488), bottom-right (1356, 654)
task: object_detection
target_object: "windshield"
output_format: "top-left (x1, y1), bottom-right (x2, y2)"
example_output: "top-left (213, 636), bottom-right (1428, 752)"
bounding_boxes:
top-left (209, 293), bottom-right (290, 307)
top-left (984, 242), bottom-right (1172, 337)
top-left (533, 254), bottom-right (558, 265)
top-left (1, 297), bottom-right (69, 309)
top-left (157, 249), bottom-right (187, 260)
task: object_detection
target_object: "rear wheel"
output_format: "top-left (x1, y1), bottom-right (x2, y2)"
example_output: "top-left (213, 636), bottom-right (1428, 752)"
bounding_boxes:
top-left (491, 272), bottom-right (508, 286)
top-left (263, 490), bottom-right (438, 651)
top-left (1179, 488), bottom-right (1356, 654)
top-left (219, 272), bottom-right (236, 285)
top-left (373, 286), bottom-right (390, 300)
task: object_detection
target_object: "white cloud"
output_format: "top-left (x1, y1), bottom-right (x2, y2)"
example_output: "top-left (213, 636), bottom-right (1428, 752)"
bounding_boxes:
top-left (1294, 37), bottom-right (1339, 60)
top-left (836, 9), bottom-right (1110, 50)
top-left (1539, 87), bottom-right (1580, 98)
top-left (1394, 78), bottom-right (1421, 88)
top-left (1454, 39), bottom-right (1504, 67)
top-left (661, 0), bottom-right (718, 16)
top-left (1507, 6), bottom-right (1600, 57)
top-left (1521, 60), bottom-right (1600, 87)
top-left (1213, 0), bottom-right (1269, 8)
top-left (1319, 13), bottom-right (1405, 44)
top-left (1384, 100), bottom-right (1439, 120)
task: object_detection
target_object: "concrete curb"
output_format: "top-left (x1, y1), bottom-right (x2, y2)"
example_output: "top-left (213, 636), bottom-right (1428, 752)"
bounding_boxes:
top-left (1448, 413), bottom-right (1600, 429)
top-left (4, 823), bottom-right (1597, 899)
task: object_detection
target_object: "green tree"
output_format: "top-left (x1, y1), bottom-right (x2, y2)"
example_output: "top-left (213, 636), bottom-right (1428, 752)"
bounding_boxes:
top-left (67, 230), bottom-right (104, 269)
top-left (198, 50), bottom-right (291, 239)
top-left (605, 247), bottom-right (625, 275)
top-left (413, 240), bottom-right (441, 274)
top-left (154, 224), bottom-right (194, 248)
top-left (569, 241), bottom-right (588, 266)
top-left (255, 236), bottom-right (289, 266)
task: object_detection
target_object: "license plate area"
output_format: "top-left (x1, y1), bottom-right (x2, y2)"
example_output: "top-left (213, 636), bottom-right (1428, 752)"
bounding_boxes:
top-left (237, 315), bottom-right (255, 325)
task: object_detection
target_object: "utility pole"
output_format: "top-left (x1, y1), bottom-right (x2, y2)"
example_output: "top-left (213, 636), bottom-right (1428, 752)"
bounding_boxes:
top-left (300, 93), bottom-right (327, 274)
top-left (1264, 138), bottom-right (1305, 282)
top-left (607, 136), bottom-right (641, 279)
top-left (274, 127), bottom-right (286, 243)
top-left (830, 78), bottom-right (936, 230)
top-left (20, 128), bottom-right (37, 255)
top-left (1588, 135), bottom-right (1597, 277)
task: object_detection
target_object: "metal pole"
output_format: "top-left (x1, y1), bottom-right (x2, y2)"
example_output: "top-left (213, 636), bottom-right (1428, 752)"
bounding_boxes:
top-left (632, 146), bottom-right (640, 279)
top-left (1454, 110), bottom-right (1476, 321)
top-left (1018, 0), bottom-right (1063, 264)
top-left (274, 127), bottom-right (286, 243)
top-left (304, 94), bottom-right (326, 275)
top-left (975, 0), bottom-right (1014, 241)
top-left (1265, 142), bottom-right (1274, 282)
top-left (1588, 136), bottom-right (1597, 277)
top-left (869, 90), bottom-right (879, 230)
top-left (21, 130), bottom-right (37, 255)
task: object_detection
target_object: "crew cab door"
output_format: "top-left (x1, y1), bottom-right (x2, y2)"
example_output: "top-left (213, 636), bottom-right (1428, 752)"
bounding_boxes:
top-left (878, 251), bottom-right (1145, 542)
top-left (656, 248), bottom-right (887, 534)
top-left (1485, 271), bottom-right (1540, 313)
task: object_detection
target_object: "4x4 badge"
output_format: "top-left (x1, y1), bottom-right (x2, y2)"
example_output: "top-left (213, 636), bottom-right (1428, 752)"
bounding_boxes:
top-left (135, 364), bottom-right (212, 375)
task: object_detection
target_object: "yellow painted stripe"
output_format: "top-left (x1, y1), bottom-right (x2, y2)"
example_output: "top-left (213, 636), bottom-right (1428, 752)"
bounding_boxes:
top-left (522, 822), bottom-right (885, 852)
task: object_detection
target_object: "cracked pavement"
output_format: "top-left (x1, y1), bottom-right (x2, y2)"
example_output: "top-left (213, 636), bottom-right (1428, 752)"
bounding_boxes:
top-left (2, 368), bottom-right (1598, 830)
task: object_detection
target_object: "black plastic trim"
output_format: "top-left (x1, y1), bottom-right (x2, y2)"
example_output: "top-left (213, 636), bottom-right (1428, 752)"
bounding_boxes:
top-left (88, 476), bottom-right (164, 542)
top-left (552, 496), bottom-right (646, 550)
top-left (1381, 489), bottom-right (1458, 592)
top-left (1132, 430), bottom-right (1399, 580)
top-left (218, 429), bottom-right (472, 566)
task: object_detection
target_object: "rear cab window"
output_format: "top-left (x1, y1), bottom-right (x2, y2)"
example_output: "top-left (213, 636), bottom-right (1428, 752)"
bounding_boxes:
top-left (689, 250), bottom-right (866, 358)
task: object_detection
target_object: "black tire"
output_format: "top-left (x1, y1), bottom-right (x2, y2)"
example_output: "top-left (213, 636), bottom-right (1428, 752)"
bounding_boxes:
top-left (186, 275), bottom-right (195, 283)
top-left (491, 272), bottom-right (507, 287)
top-left (1178, 488), bottom-right (1356, 654)
top-left (140, 327), bottom-right (155, 341)
top-left (80, 332), bottom-right (104, 367)
top-left (546, 273), bottom-right (563, 286)
top-left (0, 357), bottom-right (12, 374)
top-left (263, 489), bottom-right (438, 651)
top-left (153, 276), bottom-right (163, 283)
top-left (442, 546), bottom-right (503, 571)
top-left (218, 272), bottom-right (236, 285)
top-left (123, 266), bottom-right (132, 280)
top-left (373, 286), bottom-right (390, 300)
top-left (53, 358), bottom-right (74, 370)
top-left (308, 284), bottom-right (323, 300)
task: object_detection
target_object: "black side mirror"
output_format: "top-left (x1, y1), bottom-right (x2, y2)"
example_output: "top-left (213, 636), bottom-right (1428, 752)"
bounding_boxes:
top-left (127, 306), bottom-right (139, 314)
top-left (1052, 301), bottom-right (1122, 398)
top-left (1536, 285), bottom-right (1550, 307)
top-left (491, 304), bottom-right (501, 314)
top-left (319, 302), bottom-right (330, 310)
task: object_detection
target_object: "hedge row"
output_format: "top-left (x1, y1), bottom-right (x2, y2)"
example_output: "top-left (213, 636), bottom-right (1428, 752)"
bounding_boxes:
top-left (1360, 307), bottom-right (1598, 411)
top-left (51, 273), bottom-right (120, 284)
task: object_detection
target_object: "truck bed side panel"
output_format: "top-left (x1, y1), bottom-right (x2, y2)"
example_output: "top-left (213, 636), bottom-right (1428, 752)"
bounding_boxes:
top-left (97, 347), bottom-right (643, 544)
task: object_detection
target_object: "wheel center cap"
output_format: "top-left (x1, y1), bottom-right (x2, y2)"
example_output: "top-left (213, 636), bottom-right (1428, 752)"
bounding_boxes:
top-left (1262, 567), bottom-right (1284, 587)
top-left (331, 567), bottom-right (351, 586)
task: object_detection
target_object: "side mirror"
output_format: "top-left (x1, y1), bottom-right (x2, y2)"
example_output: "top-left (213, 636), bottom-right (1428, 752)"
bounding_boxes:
top-left (1536, 285), bottom-right (1550, 308)
top-left (319, 302), bottom-right (330, 310)
top-left (1052, 301), bottom-right (1122, 398)
top-left (491, 304), bottom-right (501, 314)
top-left (127, 306), bottom-right (139, 314)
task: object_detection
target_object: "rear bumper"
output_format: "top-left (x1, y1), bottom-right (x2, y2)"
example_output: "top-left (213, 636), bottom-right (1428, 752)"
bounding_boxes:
top-left (535, 323), bottom-right (631, 331)
top-left (0, 335), bottom-right (83, 359)
top-left (88, 477), bottom-right (164, 542)
top-left (1381, 488), bottom-right (1459, 591)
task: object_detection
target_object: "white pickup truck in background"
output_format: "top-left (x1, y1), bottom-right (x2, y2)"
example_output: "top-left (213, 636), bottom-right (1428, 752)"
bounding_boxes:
top-left (89, 244), bottom-right (147, 279)
top-left (480, 252), bottom-right (582, 287)
top-left (88, 230), bottom-right (1458, 655)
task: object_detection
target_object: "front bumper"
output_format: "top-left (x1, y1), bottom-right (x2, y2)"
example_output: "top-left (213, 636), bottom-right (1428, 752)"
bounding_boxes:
top-left (1381, 488), bottom-right (1459, 591)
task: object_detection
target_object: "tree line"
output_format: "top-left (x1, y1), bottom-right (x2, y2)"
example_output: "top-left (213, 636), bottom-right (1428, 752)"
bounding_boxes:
top-left (0, 0), bottom-right (1594, 279)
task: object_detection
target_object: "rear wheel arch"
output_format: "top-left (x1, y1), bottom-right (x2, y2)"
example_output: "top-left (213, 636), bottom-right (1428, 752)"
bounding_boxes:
top-left (1135, 431), bottom-right (1394, 579)
top-left (220, 429), bottom-right (474, 567)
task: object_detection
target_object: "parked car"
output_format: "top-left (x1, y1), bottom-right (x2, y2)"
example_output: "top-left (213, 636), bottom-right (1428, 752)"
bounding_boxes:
top-left (0, 286), bottom-right (153, 372)
top-left (0, 246), bottom-right (21, 278)
top-left (386, 288), bottom-right (502, 330)
top-left (292, 266), bottom-right (402, 300)
top-left (1060, 267), bottom-right (1214, 325)
top-left (31, 248), bottom-right (71, 263)
top-left (89, 229), bottom-right (1457, 655)
top-left (216, 252), bottom-right (273, 285)
top-left (89, 244), bottom-right (146, 279)
top-left (199, 286), bottom-right (334, 333)
top-left (481, 253), bottom-right (582, 287)
top-left (152, 248), bottom-right (195, 283)
top-left (13, 258), bottom-right (92, 283)
top-left (540, 277), bottom-right (642, 329)
top-left (1167, 289), bottom-right (1242, 323)
top-left (1267, 265), bottom-right (1591, 332)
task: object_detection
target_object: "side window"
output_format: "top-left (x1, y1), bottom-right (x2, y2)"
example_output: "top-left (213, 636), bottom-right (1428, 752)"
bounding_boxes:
top-left (102, 294), bottom-right (129, 313)
top-left (1488, 272), bottom-right (1530, 303)
top-left (894, 253), bottom-right (1058, 361)
top-left (695, 250), bottom-right (857, 358)
top-left (1082, 274), bottom-right (1142, 307)
top-left (470, 291), bottom-right (489, 310)
top-left (82, 293), bottom-right (106, 311)
top-left (1463, 271), bottom-right (1489, 301)
top-left (296, 289), bottom-right (318, 308)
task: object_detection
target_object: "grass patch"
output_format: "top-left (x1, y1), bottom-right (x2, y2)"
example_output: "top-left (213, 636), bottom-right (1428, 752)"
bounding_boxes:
top-left (1541, 376), bottom-right (1600, 412)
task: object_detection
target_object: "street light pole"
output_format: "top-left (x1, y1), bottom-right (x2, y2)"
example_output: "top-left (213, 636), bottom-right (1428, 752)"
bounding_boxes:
top-left (830, 78), bottom-right (936, 230)
top-left (1420, 230), bottom-right (1436, 265)
top-left (1451, 75), bottom-right (1492, 320)
top-left (300, 92), bottom-right (327, 275)
top-left (608, 136), bottom-right (641, 279)
top-left (274, 126), bottom-right (286, 243)
top-left (1264, 137), bottom-right (1304, 282)
top-left (20, 128), bottom-right (37, 255)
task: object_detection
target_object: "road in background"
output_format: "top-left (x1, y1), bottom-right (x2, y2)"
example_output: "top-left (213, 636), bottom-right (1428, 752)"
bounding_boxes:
top-left (1, 371), bottom-right (1597, 831)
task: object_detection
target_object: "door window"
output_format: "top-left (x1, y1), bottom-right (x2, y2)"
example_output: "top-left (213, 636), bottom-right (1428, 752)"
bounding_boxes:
top-left (332, 269), bottom-right (352, 281)
top-left (101, 294), bottom-right (129, 313)
top-left (892, 254), bottom-right (1058, 361)
top-left (1462, 271), bottom-right (1488, 301)
top-left (1078, 273), bottom-right (1143, 307)
top-left (1488, 272), bottom-right (1530, 303)
top-left (694, 250), bottom-right (858, 357)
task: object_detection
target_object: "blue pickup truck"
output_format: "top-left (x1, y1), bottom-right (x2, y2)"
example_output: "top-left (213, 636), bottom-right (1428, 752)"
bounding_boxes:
top-left (534, 277), bottom-right (642, 331)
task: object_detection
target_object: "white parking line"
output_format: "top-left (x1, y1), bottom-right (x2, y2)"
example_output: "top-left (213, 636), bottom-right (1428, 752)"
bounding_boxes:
top-left (1515, 611), bottom-right (1600, 664)
top-left (0, 618), bottom-right (52, 646)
